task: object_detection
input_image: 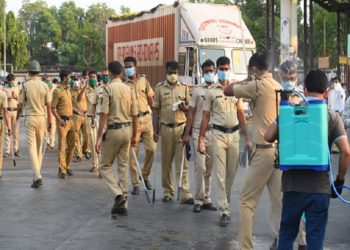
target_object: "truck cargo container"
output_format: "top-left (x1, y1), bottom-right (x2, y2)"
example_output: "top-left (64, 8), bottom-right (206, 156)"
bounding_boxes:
top-left (106, 1), bottom-right (256, 86)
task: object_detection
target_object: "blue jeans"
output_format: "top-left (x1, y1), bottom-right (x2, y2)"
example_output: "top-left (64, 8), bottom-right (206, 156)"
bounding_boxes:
top-left (278, 192), bottom-right (330, 250)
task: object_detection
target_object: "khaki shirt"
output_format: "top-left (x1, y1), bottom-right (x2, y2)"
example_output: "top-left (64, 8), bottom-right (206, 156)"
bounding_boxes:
top-left (189, 82), bottom-right (215, 129)
top-left (3, 84), bottom-right (19, 109)
top-left (124, 75), bottom-right (154, 115)
top-left (203, 83), bottom-right (242, 128)
top-left (93, 85), bottom-right (105, 114)
top-left (19, 76), bottom-right (51, 116)
top-left (101, 78), bottom-right (138, 124)
top-left (51, 85), bottom-right (73, 116)
top-left (233, 73), bottom-right (282, 144)
top-left (85, 86), bottom-right (95, 115)
top-left (72, 88), bottom-right (88, 112)
top-left (0, 90), bottom-right (8, 116)
top-left (153, 81), bottom-right (190, 124)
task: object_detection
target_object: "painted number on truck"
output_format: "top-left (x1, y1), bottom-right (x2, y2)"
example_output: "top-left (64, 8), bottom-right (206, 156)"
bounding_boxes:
top-left (201, 37), bottom-right (219, 43)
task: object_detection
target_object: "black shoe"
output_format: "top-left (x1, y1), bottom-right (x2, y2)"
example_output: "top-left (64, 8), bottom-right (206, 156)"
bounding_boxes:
top-left (181, 198), bottom-right (194, 204)
top-left (31, 179), bottom-right (43, 188)
top-left (89, 167), bottom-right (97, 173)
top-left (202, 203), bottom-right (218, 211)
top-left (131, 186), bottom-right (139, 195)
top-left (270, 238), bottom-right (278, 250)
top-left (298, 245), bottom-right (307, 250)
top-left (67, 169), bottom-right (73, 176)
top-left (73, 156), bottom-right (82, 162)
top-left (14, 151), bottom-right (21, 157)
top-left (162, 196), bottom-right (172, 202)
top-left (3, 153), bottom-right (8, 158)
top-left (219, 214), bottom-right (229, 227)
top-left (111, 195), bottom-right (126, 215)
top-left (116, 207), bottom-right (128, 216)
top-left (84, 152), bottom-right (91, 160)
top-left (59, 172), bottom-right (67, 179)
top-left (193, 204), bottom-right (201, 213)
top-left (144, 180), bottom-right (152, 190)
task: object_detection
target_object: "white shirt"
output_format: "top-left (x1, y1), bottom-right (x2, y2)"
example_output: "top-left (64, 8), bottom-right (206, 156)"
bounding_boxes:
top-left (328, 82), bottom-right (345, 113)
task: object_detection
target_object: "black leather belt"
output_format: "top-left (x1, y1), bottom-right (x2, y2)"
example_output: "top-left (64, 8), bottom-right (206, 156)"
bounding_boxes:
top-left (0, 117), bottom-right (3, 120)
top-left (87, 115), bottom-right (93, 118)
top-left (138, 111), bottom-right (150, 117)
top-left (7, 108), bottom-right (17, 111)
top-left (60, 115), bottom-right (72, 121)
top-left (162, 122), bottom-right (185, 128)
top-left (213, 124), bottom-right (239, 133)
top-left (73, 111), bottom-right (87, 116)
top-left (107, 122), bottom-right (131, 130)
top-left (256, 144), bottom-right (276, 149)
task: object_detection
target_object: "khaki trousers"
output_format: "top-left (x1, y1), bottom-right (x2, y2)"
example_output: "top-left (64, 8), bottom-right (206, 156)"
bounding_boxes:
top-left (87, 117), bottom-right (98, 168)
top-left (73, 115), bottom-right (89, 158)
top-left (129, 116), bottom-right (156, 187)
top-left (238, 147), bottom-right (282, 250)
top-left (57, 119), bottom-right (75, 173)
top-left (5, 111), bottom-right (19, 154)
top-left (100, 127), bottom-right (131, 203)
top-left (160, 124), bottom-right (192, 201)
top-left (0, 122), bottom-right (3, 175)
top-left (25, 116), bottom-right (46, 181)
top-left (47, 113), bottom-right (56, 148)
top-left (211, 129), bottom-right (239, 216)
top-left (191, 128), bottom-right (213, 205)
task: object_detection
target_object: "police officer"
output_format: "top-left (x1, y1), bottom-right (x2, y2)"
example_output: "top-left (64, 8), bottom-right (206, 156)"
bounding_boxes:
top-left (17, 60), bottom-right (52, 188)
top-left (3, 73), bottom-right (20, 157)
top-left (95, 61), bottom-right (138, 218)
top-left (43, 74), bottom-right (57, 149)
top-left (183, 59), bottom-right (217, 213)
top-left (0, 89), bottom-right (11, 178)
top-left (51, 70), bottom-right (75, 179)
top-left (198, 56), bottom-right (249, 227)
top-left (224, 52), bottom-right (282, 250)
top-left (123, 56), bottom-right (156, 195)
top-left (71, 77), bottom-right (89, 163)
top-left (152, 61), bottom-right (193, 204)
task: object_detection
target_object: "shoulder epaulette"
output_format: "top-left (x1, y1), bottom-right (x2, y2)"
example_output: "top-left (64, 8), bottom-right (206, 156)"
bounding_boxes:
top-left (139, 74), bottom-right (146, 78)
top-left (156, 81), bottom-right (165, 87)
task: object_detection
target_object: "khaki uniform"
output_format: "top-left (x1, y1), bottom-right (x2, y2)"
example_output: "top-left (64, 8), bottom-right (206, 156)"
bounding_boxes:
top-left (189, 83), bottom-right (215, 206)
top-left (71, 88), bottom-right (89, 158)
top-left (153, 81), bottom-right (192, 201)
top-left (100, 78), bottom-right (137, 203)
top-left (3, 85), bottom-right (20, 154)
top-left (47, 84), bottom-right (57, 148)
top-left (232, 73), bottom-right (282, 250)
top-left (0, 91), bottom-right (8, 176)
top-left (203, 83), bottom-right (242, 216)
top-left (125, 76), bottom-right (156, 187)
top-left (86, 86), bottom-right (98, 168)
top-left (19, 77), bottom-right (50, 181)
top-left (52, 85), bottom-right (75, 174)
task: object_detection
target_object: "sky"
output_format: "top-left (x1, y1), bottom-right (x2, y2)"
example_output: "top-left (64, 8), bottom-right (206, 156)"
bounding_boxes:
top-left (7, 0), bottom-right (176, 15)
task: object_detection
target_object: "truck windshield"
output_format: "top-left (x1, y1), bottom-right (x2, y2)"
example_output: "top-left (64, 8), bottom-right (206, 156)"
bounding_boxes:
top-left (232, 50), bottom-right (253, 74)
top-left (199, 49), bottom-right (225, 70)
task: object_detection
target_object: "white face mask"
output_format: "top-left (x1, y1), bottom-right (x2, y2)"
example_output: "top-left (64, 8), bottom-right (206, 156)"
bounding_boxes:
top-left (282, 81), bottom-right (296, 90)
top-left (166, 73), bottom-right (178, 84)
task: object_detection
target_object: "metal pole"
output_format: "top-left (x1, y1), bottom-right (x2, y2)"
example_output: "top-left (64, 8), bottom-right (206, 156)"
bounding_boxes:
top-left (303, 0), bottom-right (309, 78)
top-left (266, 0), bottom-right (275, 75)
top-left (337, 11), bottom-right (341, 76)
top-left (3, 0), bottom-right (6, 74)
top-left (309, 0), bottom-right (313, 70)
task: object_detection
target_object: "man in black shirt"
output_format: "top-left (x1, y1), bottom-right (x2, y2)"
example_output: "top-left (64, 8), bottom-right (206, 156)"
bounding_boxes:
top-left (264, 70), bottom-right (350, 250)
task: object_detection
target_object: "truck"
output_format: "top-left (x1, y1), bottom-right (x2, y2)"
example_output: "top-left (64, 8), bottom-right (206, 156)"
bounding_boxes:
top-left (106, 1), bottom-right (256, 86)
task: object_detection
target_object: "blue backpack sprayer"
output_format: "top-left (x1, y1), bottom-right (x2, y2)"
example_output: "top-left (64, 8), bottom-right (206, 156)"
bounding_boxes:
top-left (275, 89), bottom-right (350, 204)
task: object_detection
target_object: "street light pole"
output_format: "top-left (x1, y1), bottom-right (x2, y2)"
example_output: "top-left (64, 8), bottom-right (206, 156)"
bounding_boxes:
top-left (3, 0), bottom-right (6, 74)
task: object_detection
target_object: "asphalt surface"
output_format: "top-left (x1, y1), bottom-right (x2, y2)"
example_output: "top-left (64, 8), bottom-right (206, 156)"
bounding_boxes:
top-left (0, 122), bottom-right (349, 250)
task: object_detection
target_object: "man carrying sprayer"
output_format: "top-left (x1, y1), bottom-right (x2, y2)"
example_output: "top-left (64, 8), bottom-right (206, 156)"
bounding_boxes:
top-left (123, 56), bottom-right (156, 195)
top-left (95, 61), bottom-right (138, 218)
top-left (224, 52), bottom-right (282, 250)
top-left (198, 56), bottom-right (249, 227)
top-left (264, 70), bottom-right (350, 249)
top-left (183, 59), bottom-right (218, 214)
top-left (17, 60), bottom-right (52, 188)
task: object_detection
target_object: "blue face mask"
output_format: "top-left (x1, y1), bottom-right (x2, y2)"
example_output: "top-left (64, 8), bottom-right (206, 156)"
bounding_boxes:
top-left (125, 67), bottom-right (135, 77)
top-left (282, 81), bottom-right (295, 90)
top-left (203, 72), bottom-right (215, 83)
top-left (217, 70), bottom-right (230, 81)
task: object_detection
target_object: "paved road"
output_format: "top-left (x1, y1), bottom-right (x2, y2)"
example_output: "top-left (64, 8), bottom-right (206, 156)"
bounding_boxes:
top-left (0, 122), bottom-right (349, 250)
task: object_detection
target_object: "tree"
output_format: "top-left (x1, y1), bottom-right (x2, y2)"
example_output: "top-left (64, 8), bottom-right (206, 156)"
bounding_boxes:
top-left (120, 5), bottom-right (131, 14)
